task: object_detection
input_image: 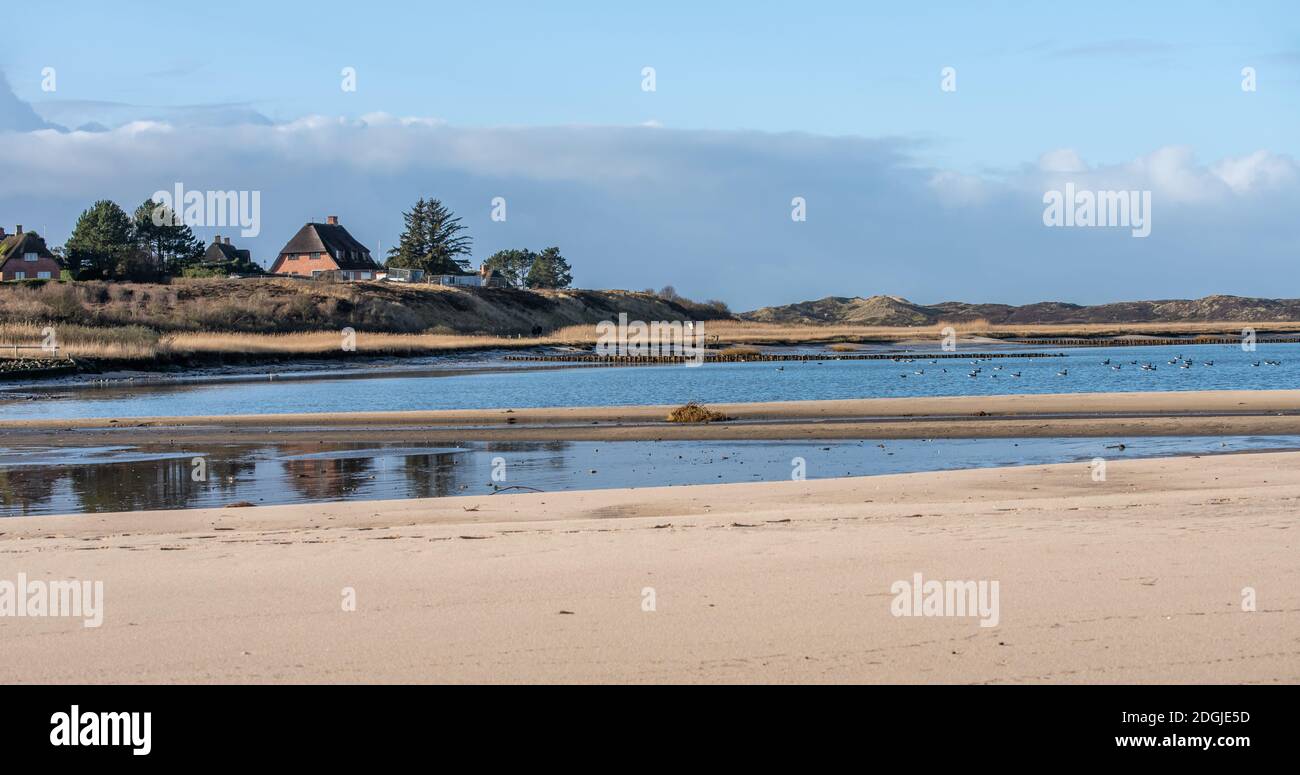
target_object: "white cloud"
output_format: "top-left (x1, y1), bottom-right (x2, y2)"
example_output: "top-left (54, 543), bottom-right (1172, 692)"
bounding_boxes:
top-left (0, 111), bottom-right (1294, 309)
top-left (1037, 148), bottom-right (1087, 173)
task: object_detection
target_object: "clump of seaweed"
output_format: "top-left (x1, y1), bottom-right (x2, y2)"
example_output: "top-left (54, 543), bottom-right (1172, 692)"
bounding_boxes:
top-left (666, 402), bottom-right (730, 423)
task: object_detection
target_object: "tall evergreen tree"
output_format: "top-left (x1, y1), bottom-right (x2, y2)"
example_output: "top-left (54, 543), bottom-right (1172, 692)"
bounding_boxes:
top-left (133, 199), bottom-right (203, 275)
top-left (386, 197), bottom-right (431, 269)
top-left (387, 198), bottom-right (473, 275)
top-left (65, 200), bottom-right (134, 280)
top-left (423, 198), bottom-right (473, 274)
top-left (524, 246), bottom-right (573, 289)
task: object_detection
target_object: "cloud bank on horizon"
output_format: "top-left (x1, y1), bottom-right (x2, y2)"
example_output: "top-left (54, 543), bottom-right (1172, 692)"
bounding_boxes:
top-left (0, 77), bottom-right (1296, 311)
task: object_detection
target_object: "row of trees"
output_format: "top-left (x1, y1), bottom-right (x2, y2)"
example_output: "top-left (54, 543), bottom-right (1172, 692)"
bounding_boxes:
top-left (65, 199), bottom-right (209, 281)
top-left (481, 247), bottom-right (573, 289)
top-left (386, 197), bottom-right (574, 289)
top-left (47, 196), bottom-right (575, 287)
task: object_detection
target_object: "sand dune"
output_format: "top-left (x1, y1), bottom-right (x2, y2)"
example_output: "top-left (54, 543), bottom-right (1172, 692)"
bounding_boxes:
top-left (2, 450), bottom-right (1296, 683)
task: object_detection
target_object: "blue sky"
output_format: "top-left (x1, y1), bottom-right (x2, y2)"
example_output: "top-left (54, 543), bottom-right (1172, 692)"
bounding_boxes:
top-left (1, 1), bottom-right (1297, 308)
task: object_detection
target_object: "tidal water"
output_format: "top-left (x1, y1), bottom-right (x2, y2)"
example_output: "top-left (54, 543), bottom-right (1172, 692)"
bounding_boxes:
top-left (0, 342), bottom-right (1295, 421)
top-left (2, 435), bottom-right (1297, 517)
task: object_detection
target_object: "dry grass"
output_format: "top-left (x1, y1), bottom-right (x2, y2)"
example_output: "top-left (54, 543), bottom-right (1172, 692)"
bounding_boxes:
top-left (700, 319), bottom-right (1300, 343)
top-left (3, 316), bottom-right (1298, 364)
top-left (937, 317), bottom-right (992, 334)
top-left (0, 322), bottom-right (160, 359)
top-left (666, 402), bottom-right (730, 423)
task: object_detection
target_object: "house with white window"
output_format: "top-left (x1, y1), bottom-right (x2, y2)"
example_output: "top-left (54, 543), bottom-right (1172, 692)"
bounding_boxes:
top-left (266, 216), bottom-right (381, 281)
top-left (0, 226), bottom-right (62, 281)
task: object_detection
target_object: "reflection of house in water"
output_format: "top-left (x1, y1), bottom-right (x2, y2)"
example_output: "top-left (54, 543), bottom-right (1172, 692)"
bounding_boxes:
top-left (0, 468), bottom-right (64, 516)
top-left (279, 446), bottom-right (377, 501)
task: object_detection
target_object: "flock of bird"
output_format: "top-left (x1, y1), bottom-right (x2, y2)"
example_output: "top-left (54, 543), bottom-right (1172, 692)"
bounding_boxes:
top-left (879, 353), bottom-right (1285, 381)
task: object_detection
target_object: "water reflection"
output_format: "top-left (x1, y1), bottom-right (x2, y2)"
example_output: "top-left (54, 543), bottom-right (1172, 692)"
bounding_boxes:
top-left (2, 436), bottom-right (1299, 517)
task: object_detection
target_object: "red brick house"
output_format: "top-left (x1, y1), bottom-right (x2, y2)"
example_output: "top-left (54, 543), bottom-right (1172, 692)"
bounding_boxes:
top-left (267, 216), bottom-right (381, 280)
top-left (0, 226), bottom-right (62, 281)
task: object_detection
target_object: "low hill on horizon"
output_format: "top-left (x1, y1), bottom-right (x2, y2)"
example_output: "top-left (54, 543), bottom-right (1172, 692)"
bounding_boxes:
top-left (740, 294), bottom-right (1300, 326)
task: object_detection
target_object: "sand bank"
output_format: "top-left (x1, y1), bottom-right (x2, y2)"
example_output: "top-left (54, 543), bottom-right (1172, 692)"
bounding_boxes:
top-left (2, 450), bottom-right (1296, 683)
top-left (3, 389), bottom-right (1300, 445)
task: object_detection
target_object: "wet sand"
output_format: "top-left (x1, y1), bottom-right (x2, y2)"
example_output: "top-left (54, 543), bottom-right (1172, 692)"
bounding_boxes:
top-left (3, 389), bottom-right (1300, 445)
top-left (2, 450), bottom-right (1297, 683)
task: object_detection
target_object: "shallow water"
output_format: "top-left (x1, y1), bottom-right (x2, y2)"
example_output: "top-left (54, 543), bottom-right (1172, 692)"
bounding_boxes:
top-left (1, 342), bottom-right (1295, 421)
top-left (2, 435), bottom-right (1296, 517)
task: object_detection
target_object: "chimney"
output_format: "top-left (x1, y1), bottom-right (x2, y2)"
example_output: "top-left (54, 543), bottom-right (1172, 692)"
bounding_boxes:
top-left (224, 237), bottom-right (231, 245)
top-left (0, 227), bottom-right (6, 239)
top-left (213, 234), bottom-right (222, 244)
top-left (15, 225), bottom-right (22, 235)
top-left (326, 215), bottom-right (339, 225)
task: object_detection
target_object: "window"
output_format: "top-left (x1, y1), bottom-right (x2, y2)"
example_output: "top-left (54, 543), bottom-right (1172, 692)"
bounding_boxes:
top-left (23, 252), bottom-right (38, 262)
top-left (311, 252), bottom-right (322, 260)
top-left (287, 253), bottom-right (298, 261)
top-left (14, 271), bottom-right (25, 280)
top-left (37, 271), bottom-right (51, 279)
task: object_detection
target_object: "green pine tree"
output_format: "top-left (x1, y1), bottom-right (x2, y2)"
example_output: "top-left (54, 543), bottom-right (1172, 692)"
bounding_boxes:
top-left (481, 249), bottom-right (536, 287)
top-left (65, 200), bottom-right (135, 280)
top-left (524, 246), bottom-right (573, 289)
top-left (386, 197), bottom-right (431, 269)
top-left (387, 198), bottom-right (473, 275)
top-left (133, 199), bottom-right (204, 276)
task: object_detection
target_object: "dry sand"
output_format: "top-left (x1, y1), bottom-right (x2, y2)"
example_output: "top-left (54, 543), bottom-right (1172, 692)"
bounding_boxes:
top-left (4, 389), bottom-right (1300, 445)
top-left (1, 450), bottom-right (1296, 684)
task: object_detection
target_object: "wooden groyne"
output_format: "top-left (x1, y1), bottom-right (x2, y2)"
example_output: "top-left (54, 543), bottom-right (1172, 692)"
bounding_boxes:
top-left (505, 351), bottom-right (1068, 364)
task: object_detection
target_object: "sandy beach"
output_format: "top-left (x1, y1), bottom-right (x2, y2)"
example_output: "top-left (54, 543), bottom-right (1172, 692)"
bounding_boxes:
top-left (4, 389), bottom-right (1300, 445)
top-left (2, 449), bottom-right (1296, 684)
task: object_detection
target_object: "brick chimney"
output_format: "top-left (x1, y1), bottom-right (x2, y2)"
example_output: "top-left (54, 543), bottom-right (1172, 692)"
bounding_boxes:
top-left (224, 237), bottom-right (231, 245)
top-left (213, 234), bottom-right (222, 244)
top-left (326, 215), bottom-right (339, 225)
top-left (15, 225), bottom-right (22, 235)
top-left (0, 227), bottom-right (6, 239)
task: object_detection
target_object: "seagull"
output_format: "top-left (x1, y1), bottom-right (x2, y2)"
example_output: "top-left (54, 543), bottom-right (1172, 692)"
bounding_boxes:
top-left (1057, 368), bottom-right (1069, 376)
top-left (1011, 372), bottom-right (1021, 378)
